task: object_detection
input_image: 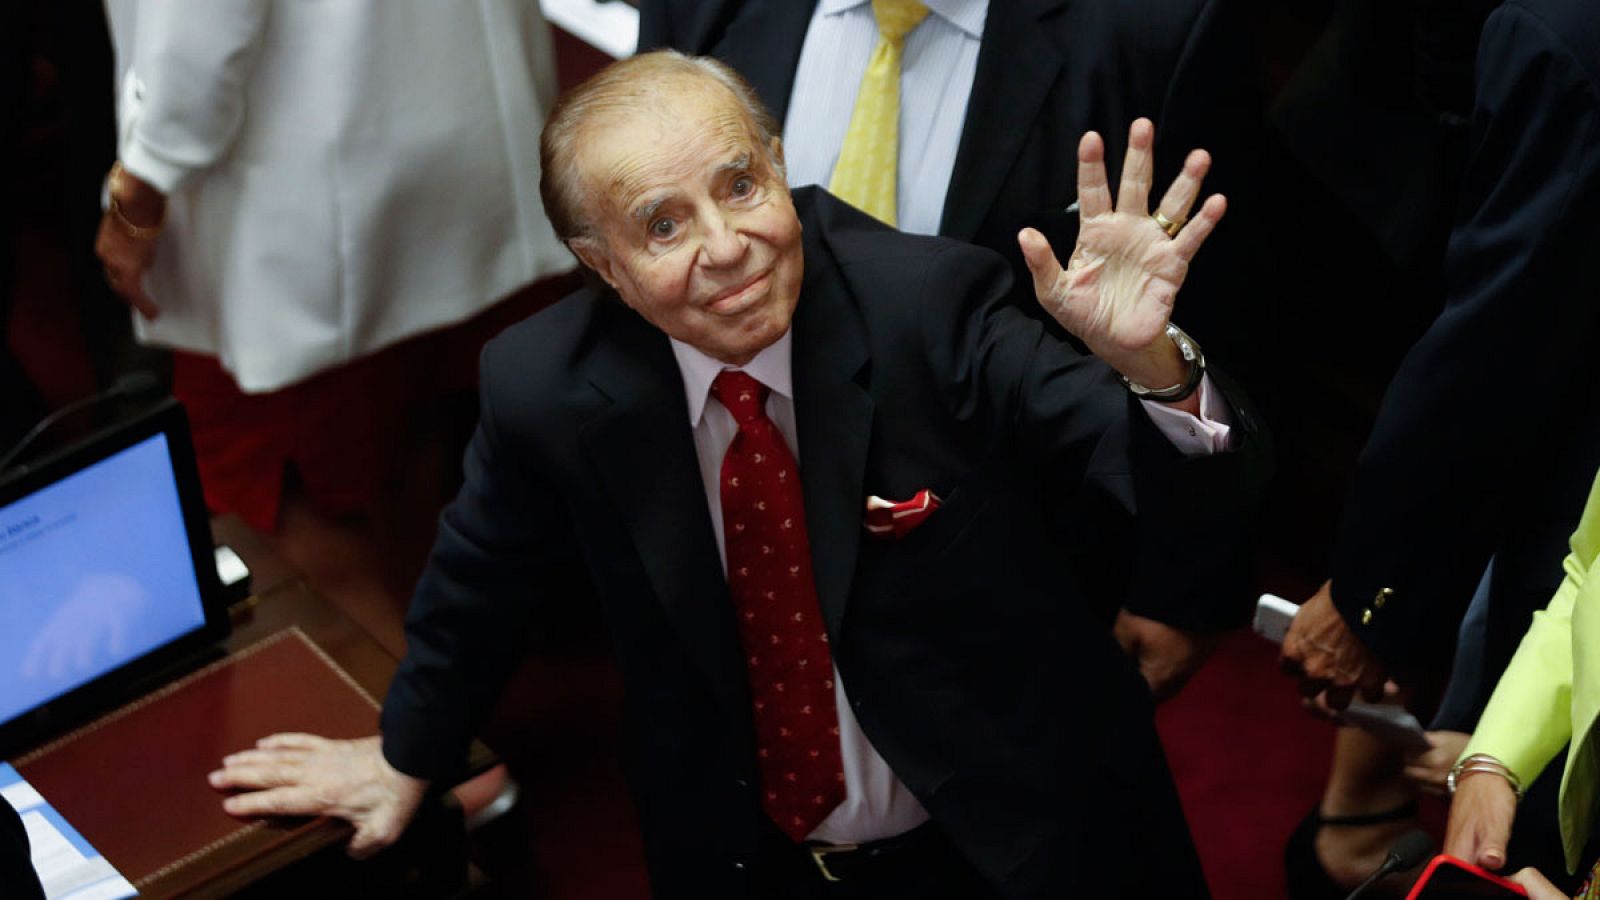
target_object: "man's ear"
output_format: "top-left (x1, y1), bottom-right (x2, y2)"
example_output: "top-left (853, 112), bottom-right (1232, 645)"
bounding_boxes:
top-left (568, 236), bottom-right (620, 293)
top-left (769, 136), bottom-right (786, 174)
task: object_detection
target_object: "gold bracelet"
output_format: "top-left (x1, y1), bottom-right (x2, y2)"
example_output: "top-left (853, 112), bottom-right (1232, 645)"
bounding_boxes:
top-left (108, 161), bottom-right (165, 240)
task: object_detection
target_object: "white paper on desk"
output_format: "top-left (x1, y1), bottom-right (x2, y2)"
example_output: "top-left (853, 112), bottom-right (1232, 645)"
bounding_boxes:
top-left (0, 763), bottom-right (136, 900)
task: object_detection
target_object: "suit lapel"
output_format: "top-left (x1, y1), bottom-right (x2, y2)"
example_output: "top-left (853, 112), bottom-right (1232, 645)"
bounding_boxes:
top-left (940, 0), bottom-right (1068, 241)
top-left (578, 304), bottom-right (751, 716)
top-left (791, 202), bottom-right (874, 638)
top-left (711, 0), bottom-right (818, 124)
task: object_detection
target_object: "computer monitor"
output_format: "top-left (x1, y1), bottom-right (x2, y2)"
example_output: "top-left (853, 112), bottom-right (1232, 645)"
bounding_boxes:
top-left (0, 399), bottom-right (229, 754)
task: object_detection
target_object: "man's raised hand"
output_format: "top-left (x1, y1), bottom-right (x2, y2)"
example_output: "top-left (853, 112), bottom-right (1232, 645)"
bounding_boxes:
top-left (208, 734), bottom-right (428, 859)
top-left (1017, 118), bottom-right (1225, 402)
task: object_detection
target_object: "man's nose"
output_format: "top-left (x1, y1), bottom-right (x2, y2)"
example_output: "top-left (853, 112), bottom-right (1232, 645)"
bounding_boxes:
top-left (699, 212), bottom-right (749, 268)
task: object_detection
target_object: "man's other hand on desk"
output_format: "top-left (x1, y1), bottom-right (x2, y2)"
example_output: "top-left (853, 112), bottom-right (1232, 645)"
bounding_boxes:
top-left (209, 734), bottom-right (428, 858)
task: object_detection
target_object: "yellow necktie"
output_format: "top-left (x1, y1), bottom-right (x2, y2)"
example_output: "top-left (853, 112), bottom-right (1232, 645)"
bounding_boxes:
top-left (828, 0), bottom-right (930, 227)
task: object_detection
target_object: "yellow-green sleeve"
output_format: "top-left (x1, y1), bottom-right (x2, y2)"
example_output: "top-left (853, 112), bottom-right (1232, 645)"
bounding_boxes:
top-left (1462, 469), bottom-right (1600, 783)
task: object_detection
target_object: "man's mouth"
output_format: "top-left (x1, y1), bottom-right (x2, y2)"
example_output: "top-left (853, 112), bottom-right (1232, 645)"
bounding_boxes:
top-left (705, 270), bottom-right (771, 315)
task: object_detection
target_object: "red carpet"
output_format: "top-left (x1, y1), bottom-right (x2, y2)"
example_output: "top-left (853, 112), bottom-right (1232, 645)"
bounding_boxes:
top-left (1159, 628), bottom-right (1337, 898)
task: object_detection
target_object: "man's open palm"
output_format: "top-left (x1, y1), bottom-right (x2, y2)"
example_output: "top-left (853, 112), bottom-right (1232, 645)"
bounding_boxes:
top-left (1018, 118), bottom-right (1226, 363)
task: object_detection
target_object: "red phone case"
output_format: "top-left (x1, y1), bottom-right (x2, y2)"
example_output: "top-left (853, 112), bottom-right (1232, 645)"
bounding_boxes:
top-left (1405, 854), bottom-right (1529, 898)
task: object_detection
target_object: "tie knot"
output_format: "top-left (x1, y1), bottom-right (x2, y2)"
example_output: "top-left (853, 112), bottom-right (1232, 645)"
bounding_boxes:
top-left (872, 0), bottom-right (930, 45)
top-left (711, 370), bottom-right (771, 426)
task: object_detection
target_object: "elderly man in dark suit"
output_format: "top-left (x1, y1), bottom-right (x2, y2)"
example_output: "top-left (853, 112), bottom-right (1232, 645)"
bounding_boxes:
top-left (637, 0), bottom-right (1267, 704)
top-left (210, 51), bottom-right (1262, 898)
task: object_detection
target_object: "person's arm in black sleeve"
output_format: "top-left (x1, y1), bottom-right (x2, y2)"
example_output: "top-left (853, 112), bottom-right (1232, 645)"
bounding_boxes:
top-left (381, 343), bottom-right (584, 780)
top-left (1295, 1), bottom-right (1600, 688)
top-left (208, 336), bottom-right (585, 858)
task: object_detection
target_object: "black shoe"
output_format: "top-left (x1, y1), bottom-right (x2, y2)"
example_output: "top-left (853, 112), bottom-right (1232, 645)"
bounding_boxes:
top-left (1283, 801), bottom-right (1419, 900)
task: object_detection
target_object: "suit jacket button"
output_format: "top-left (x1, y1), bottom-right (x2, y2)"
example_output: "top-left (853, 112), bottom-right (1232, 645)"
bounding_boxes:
top-left (734, 778), bottom-right (749, 789)
top-left (1360, 608), bottom-right (1373, 625)
top-left (1373, 588), bottom-right (1395, 609)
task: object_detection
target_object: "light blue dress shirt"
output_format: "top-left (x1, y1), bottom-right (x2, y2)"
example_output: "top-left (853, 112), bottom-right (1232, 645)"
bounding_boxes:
top-left (781, 0), bottom-right (989, 236)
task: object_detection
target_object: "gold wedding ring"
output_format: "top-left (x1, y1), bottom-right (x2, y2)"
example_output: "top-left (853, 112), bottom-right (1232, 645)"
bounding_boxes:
top-left (1152, 210), bottom-right (1184, 238)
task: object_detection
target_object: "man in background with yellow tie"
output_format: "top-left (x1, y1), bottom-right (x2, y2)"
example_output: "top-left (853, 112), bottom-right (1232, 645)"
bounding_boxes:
top-left (640, 0), bottom-right (1266, 710)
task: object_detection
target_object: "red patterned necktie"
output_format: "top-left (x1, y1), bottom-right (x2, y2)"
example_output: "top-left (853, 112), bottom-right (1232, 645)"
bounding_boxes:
top-left (710, 370), bottom-right (845, 841)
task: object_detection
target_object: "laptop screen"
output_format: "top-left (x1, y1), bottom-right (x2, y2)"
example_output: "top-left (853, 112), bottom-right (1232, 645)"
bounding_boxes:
top-left (0, 399), bottom-right (227, 752)
top-left (0, 432), bottom-right (210, 727)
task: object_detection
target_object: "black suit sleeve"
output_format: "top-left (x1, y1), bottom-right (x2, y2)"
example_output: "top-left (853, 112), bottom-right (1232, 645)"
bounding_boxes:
top-left (1331, 0), bottom-right (1600, 674)
top-left (380, 346), bottom-right (584, 780)
top-left (0, 795), bottom-right (45, 900)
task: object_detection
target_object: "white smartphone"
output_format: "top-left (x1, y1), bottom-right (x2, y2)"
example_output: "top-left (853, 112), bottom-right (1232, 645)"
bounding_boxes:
top-left (1253, 592), bottom-right (1299, 644)
top-left (1254, 593), bottom-right (1432, 752)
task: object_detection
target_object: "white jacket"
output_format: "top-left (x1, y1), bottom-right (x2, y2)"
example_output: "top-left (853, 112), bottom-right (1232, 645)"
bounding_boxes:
top-left (107, 0), bottom-right (573, 392)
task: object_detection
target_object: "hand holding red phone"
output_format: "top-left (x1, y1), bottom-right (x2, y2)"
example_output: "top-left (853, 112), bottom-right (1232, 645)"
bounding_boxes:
top-left (1406, 855), bottom-right (1529, 898)
top-left (1445, 772), bottom-right (1518, 871)
top-left (1506, 868), bottom-right (1567, 900)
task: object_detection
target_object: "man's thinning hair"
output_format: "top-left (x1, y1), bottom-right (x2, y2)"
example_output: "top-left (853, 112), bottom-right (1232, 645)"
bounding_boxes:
top-left (538, 50), bottom-right (784, 246)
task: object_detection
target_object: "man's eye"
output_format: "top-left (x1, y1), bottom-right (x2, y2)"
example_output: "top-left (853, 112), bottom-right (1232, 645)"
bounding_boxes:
top-left (731, 175), bottom-right (755, 197)
top-left (649, 218), bottom-right (676, 238)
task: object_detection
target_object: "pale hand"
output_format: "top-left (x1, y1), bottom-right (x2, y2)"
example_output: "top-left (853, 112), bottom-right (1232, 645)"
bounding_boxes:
top-left (1281, 580), bottom-right (1387, 710)
top-left (1018, 117), bottom-right (1226, 403)
top-left (1506, 868), bottom-right (1569, 900)
top-left (208, 734), bottom-right (428, 859)
top-left (1444, 769), bottom-right (1518, 871)
top-left (1113, 610), bottom-right (1218, 703)
top-left (93, 164), bottom-right (164, 320)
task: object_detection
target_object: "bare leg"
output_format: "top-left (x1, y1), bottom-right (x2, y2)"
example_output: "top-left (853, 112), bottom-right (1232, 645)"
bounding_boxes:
top-left (1313, 727), bottom-right (1420, 887)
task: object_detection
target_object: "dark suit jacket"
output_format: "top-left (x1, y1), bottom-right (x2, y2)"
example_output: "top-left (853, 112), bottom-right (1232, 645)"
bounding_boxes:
top-left (380, 189), bottom-right (1262, 898)
top-left (1331, 0), bottom-right (1600, 684)
top-left (639, 0), bottom-right (1267, 392)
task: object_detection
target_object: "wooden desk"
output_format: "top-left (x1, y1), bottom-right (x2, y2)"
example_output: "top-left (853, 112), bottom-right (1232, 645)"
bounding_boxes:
top-left (11, 519), bottom-right (489, 899)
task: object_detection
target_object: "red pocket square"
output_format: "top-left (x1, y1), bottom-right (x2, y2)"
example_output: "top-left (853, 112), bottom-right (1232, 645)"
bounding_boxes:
top-left (863, 489), bottom-right (942, 539)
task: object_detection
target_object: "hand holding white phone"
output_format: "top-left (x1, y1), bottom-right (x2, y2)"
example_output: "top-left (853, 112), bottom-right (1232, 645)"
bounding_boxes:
top-left (1255, 593), bottom-right (1431, 752)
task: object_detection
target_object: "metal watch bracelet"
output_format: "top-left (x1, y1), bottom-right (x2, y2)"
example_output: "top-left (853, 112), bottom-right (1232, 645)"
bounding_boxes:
top-left (1119, 323), bottom-right (1205, 402)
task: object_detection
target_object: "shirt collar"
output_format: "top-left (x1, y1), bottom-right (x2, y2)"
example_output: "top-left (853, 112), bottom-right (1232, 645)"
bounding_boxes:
top-left (670, 330), bottom-right (795, 427)
top-left (818, 0), bottom-right (987, 40)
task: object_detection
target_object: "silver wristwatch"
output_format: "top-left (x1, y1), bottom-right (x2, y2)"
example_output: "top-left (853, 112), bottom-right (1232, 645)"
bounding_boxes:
top-left (1119, 323), bottom-right (1205, 402)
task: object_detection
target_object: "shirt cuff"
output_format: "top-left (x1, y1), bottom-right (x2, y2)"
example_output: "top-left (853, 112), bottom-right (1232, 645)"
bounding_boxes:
top-left (119, 135), bottom-right (196, 197)
top-left (1138, 375), bottom-right (1234, 456)
top-left (115, 73), bottom-right (199, 196)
